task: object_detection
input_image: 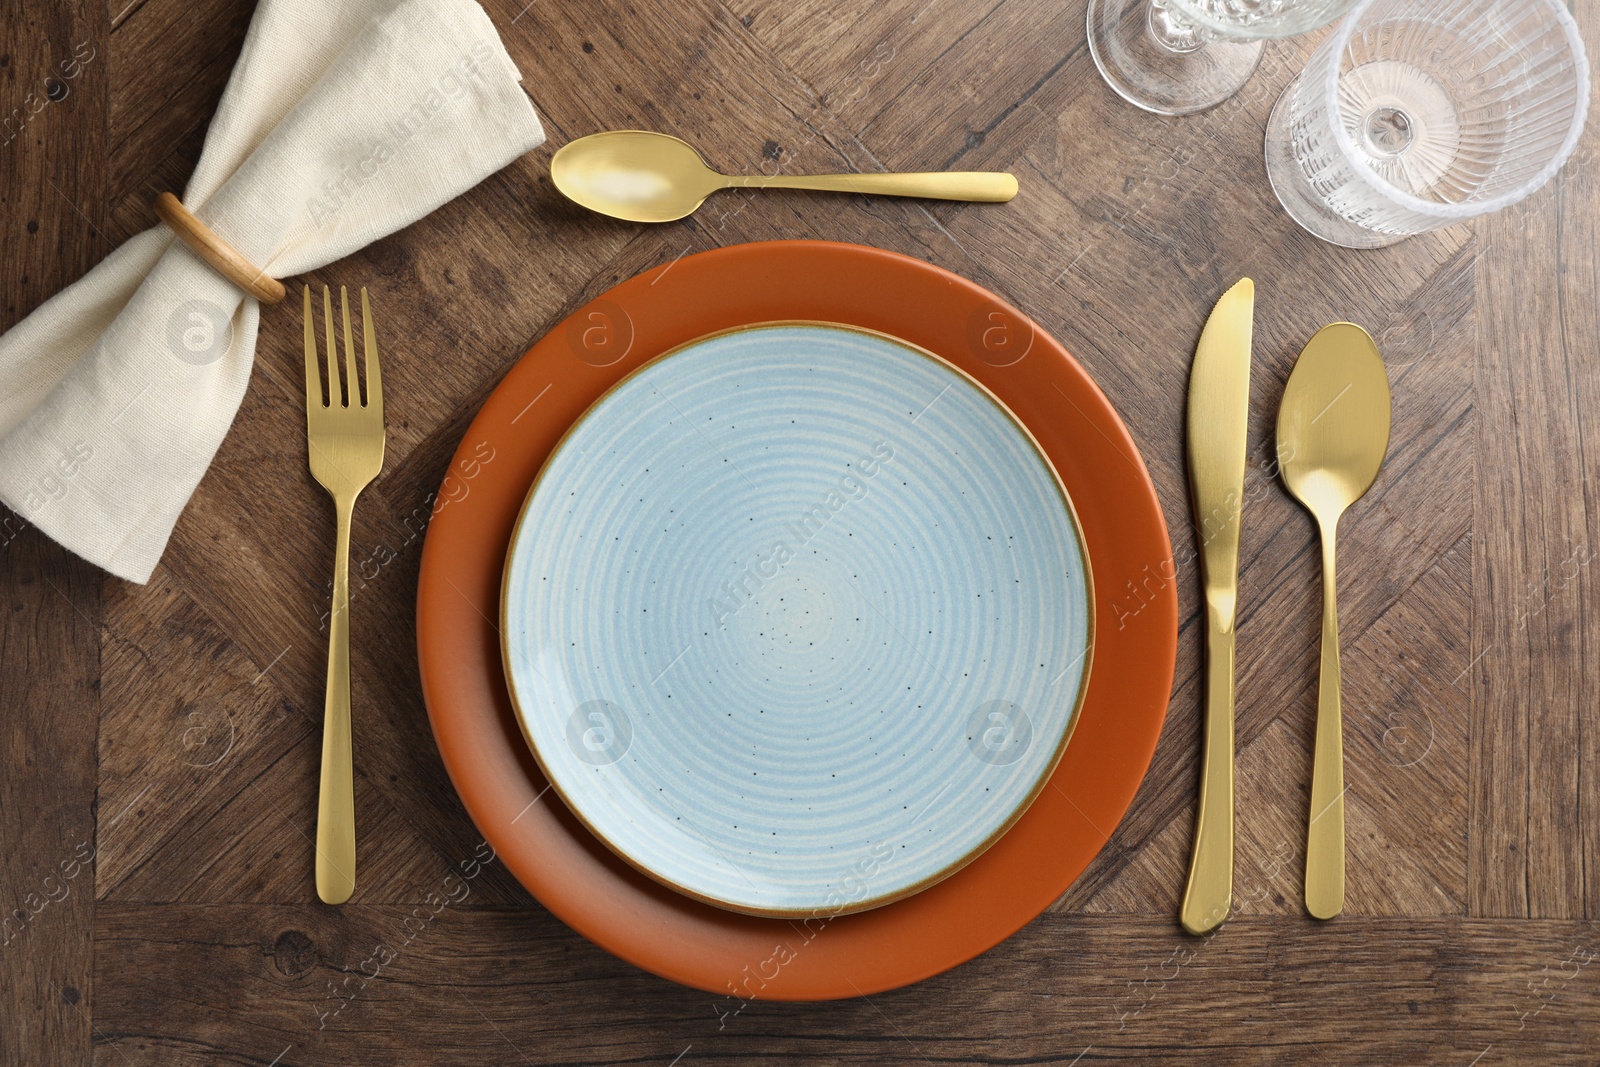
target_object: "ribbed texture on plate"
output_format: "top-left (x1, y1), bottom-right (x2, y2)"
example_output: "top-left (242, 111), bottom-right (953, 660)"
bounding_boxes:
top-left (501, 324), bottom-right (1091, 915)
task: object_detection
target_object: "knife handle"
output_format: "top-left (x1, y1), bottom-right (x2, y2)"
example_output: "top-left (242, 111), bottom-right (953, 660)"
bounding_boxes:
top-left (1180, 615), bottom-right (1234, 935)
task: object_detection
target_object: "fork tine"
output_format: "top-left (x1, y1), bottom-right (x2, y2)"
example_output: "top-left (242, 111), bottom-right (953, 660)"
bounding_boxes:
top-left (340, 286), bottom-right (360, 408)
top-left (323, 286), bottom-right (341, 406)
top-left (360, 288), bottom-right (381, 413)
top-left (303, 286), bottom-right (322, 410)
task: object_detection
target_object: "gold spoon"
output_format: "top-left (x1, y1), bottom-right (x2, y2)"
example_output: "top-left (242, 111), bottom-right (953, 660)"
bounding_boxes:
top-left (1277, 323), bottom-right (1391, 921)
top-left (550, 130), bottom-right (1019, 223)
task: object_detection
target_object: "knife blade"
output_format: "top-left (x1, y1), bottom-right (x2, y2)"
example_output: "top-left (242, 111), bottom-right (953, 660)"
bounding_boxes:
top-left (1179, 277), bottom-right (1253, 936)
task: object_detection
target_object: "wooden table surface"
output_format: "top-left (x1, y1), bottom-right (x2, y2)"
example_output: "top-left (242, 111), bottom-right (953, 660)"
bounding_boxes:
top-left (3, 0), bottom-right (1598, 1062)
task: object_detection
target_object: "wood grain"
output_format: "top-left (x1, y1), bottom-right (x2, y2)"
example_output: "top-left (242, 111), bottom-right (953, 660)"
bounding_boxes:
top-left (0, 0), bottom-right (107, 1063)
top-left (87, 907), bottom-right (1600, 1065)
top-left (1469, 51), bottom-right (1600, 919)
top-left (0, 0), bottom-right (1593, 1061)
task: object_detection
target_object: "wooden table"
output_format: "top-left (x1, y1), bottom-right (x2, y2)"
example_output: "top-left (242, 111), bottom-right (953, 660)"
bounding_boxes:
top-left (3, 0), bottom-right (1596, 1062)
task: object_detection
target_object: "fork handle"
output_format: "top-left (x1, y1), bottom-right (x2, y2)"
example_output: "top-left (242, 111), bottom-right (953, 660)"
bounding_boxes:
top-left (316, 495), bottom-right (357, 904)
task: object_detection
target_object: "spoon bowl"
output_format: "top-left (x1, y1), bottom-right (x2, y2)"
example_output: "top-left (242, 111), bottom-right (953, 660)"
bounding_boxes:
top-left (551, 130), bottom-right (1019, 223)
top-left (1278, 327), bottom-right (1391, 515)
top-left (552, 132), bottom-right (724, 222)
top-left (1277, 321), bottom-right (1391, 921)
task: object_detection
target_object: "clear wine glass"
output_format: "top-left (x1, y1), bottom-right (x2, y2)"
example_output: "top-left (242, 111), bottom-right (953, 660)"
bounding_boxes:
top-left (1088, 0), bottom-right (1363, 115)
top-left (1265, 0), bottom-right (1589, 247)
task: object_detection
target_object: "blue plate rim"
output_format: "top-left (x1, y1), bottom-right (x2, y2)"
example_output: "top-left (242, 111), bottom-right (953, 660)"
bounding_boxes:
top-left (497, 319), bottom-right (1096, 917)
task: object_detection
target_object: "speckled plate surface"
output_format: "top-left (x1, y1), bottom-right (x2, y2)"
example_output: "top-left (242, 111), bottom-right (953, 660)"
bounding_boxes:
top-left (500, 323), bottom-right (1093, 917)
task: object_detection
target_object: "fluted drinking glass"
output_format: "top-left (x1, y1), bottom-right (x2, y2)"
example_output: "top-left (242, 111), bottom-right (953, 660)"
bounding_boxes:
top-left (1088, 0), bottom-right (1362, 115)
top-left (1265, 0), bottom-right (1590, 247)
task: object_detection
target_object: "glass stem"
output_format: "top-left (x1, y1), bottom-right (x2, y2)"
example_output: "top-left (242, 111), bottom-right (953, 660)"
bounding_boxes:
top-left (1146, 0), bottom-right (1214, 53)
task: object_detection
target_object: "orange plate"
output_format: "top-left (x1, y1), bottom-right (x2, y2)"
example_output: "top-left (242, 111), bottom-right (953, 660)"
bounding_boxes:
top-left (417, 240), bottom-right (1177, 1000)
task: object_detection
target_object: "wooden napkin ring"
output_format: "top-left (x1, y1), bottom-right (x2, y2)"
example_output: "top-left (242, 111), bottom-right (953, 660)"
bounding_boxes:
top-left (152, 192), bottom-right (286, 305)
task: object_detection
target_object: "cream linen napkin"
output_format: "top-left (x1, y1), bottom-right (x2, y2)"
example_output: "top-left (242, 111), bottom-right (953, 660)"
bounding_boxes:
top-left (0, 0), bottom-right (544, 582)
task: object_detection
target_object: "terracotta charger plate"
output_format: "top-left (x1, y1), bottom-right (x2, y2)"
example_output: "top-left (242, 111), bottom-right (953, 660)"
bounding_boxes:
top-left (417, 240), bottom-right (1177, 1000)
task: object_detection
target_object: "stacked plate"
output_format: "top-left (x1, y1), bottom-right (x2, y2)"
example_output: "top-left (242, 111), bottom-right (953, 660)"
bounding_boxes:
top-left (417, 241), bottom-right (1176, 999)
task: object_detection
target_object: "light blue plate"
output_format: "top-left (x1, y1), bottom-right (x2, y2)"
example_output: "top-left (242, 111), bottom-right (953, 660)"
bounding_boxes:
top-left (501, 323), bottom-right (1093, 916)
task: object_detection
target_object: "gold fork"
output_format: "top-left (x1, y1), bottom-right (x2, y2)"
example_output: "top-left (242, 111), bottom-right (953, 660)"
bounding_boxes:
top-left (303, 285), bottom-right (385, 905)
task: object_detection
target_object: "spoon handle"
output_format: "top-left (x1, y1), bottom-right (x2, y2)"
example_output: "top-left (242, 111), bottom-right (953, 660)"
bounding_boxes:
top-left (1305, 526), bottom-right (1345, 919)
top-left (729, 171), bottom-right (1018, 203)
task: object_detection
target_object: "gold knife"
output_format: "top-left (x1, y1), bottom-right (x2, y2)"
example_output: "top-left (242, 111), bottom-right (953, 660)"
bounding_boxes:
top-left (1179, 277), bottom-right (1253, 936)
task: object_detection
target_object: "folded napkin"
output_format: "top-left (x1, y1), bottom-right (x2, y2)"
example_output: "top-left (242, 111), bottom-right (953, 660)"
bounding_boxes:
top-left (0, 0), bottom-right (544, 582)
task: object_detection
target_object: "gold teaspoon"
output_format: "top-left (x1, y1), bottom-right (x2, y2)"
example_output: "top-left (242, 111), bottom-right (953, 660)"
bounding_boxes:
top-left (551, 130), bottom-right (1018, 223)
top-left (1276, 323), bottom-right (1391, 920)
